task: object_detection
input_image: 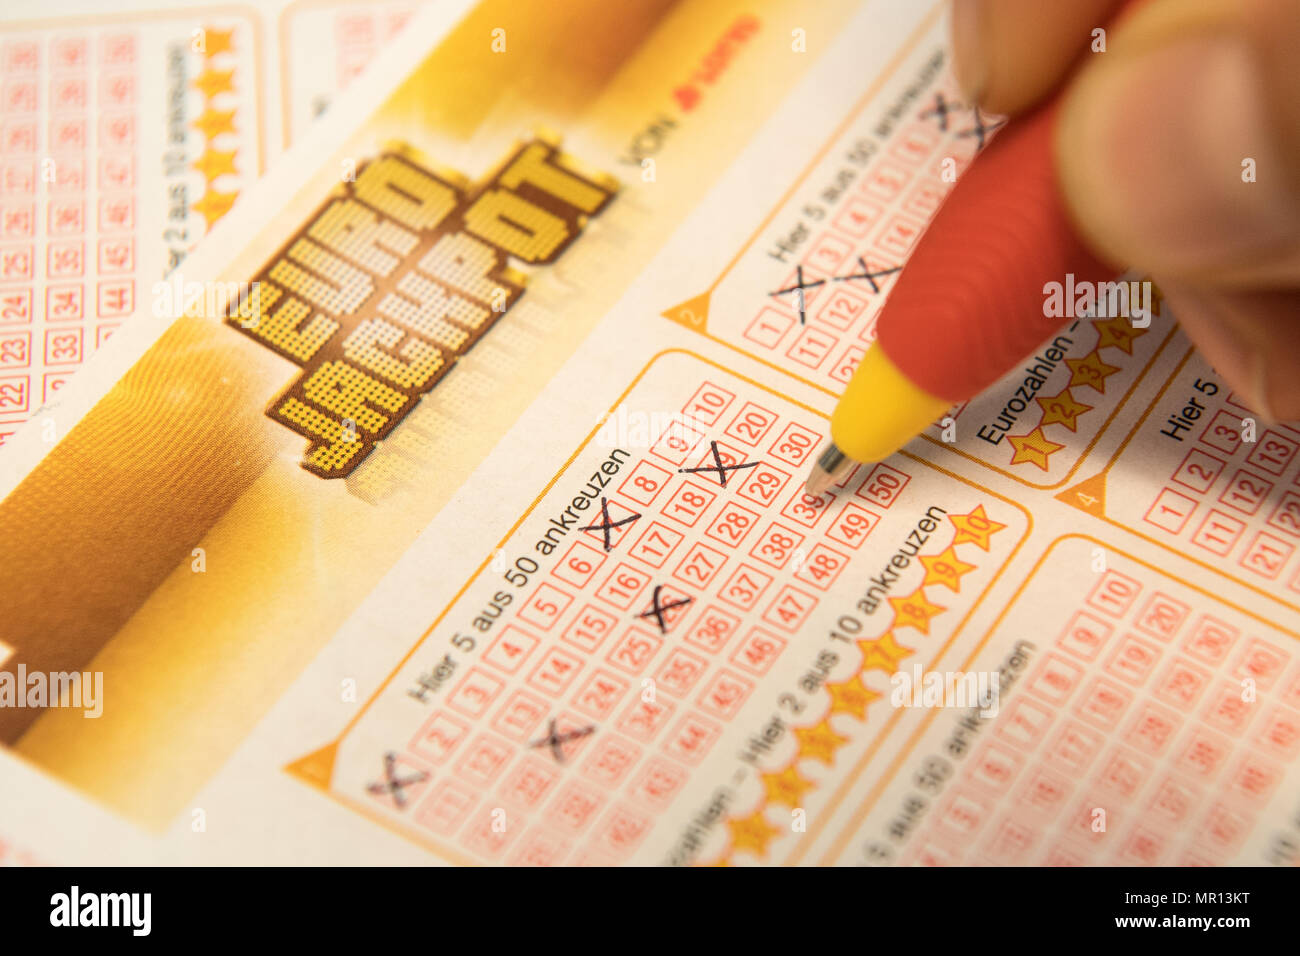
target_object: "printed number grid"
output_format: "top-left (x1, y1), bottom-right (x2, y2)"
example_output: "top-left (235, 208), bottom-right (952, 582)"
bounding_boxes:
top-left (905, 542), bottom-right (1299, 866)
top-left (379, 377), bottom-right (914, 865)
top-left (741, 77), bottom-right (981, 394)
top-left (0, 31), bottom-right (138, 438)
top-left (1142, 390), bottom-right (1300, 596)
top-left (0, 19), bottom-right (255, 444)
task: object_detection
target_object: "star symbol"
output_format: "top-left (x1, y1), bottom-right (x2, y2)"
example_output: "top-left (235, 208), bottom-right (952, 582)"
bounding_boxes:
top-left (191, 107), bottom-right (237, 140)
top-left (191, 67), bottom-right (234, 100)
top-left (889, 587), bottom-right (947, 635)
top-left (192, 188), bottom-right (238, 228)
top-left (919, 545), bottom-right (977, 592)
top-left (1093, 314), bottom-right (1147, 354)
top-left (1036, 388), bottom-right (1093, 431)
top-left (949, 504), bottom-right (1007, 551)
top-left (825, 674), bottom-right (881, 720)
top-left (728, 809), bottom-right (781, 857)
top-left (794, 719), bottom-right (849, 766)
top-left (857, 631), bottom-right (913, 674)
top-left (1066, 349), bottom-right (1121, 394)
top-left (1008, 427), bottom-right (1066, 470)
top-left (202, 27), bottom-right (235, 58)
top-left (192, 147), bottom-right (238, 183)
top-left (761, 765), bottom-right (816, 808)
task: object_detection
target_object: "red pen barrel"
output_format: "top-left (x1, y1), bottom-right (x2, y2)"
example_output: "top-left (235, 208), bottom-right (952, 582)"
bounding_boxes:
top-left (875, 97), bottom-right (1114, 403)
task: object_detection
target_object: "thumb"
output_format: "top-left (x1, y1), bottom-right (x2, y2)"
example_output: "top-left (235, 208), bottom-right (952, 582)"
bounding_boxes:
top-left (1055, 0), bottom-right (1300, 286)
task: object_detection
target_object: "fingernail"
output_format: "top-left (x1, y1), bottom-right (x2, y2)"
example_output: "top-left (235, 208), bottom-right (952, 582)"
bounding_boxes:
top-left (1060, 37), bottom-right (1300, 274)
top-left (951, 0), bottom-right (986, 103)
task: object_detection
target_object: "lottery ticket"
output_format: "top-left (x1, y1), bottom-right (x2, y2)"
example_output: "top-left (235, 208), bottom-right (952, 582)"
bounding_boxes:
top-left (0, 0), bottom-right (1296, 868)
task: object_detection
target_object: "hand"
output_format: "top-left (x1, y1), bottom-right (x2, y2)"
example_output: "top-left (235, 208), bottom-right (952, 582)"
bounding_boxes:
top-left (953, 0), bottom-right (1300, 418)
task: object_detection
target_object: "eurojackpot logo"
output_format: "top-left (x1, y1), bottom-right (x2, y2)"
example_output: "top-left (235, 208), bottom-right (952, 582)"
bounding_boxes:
top-left (224, 134), bottom-right (617, 478)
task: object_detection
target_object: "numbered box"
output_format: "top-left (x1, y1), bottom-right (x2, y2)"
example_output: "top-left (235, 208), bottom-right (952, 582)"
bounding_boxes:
top-left (682, 380), bottom-right (735, 427)
top-left (553, 540), bottom-right (607, 589)
top-left (1144, 487), bottom-right (1197, 534)
top-left (409, 711), bottom-right (469, 764)
top-left (619, 459), bottom-right (672, 506)
top-left (594, 563), bottom-right (651, 611)
top-left (717, 563), bottom-right (772, 612)
top-left (672, 540), bottom-right (727, 590)
top-left (794, 544), bottom-right (848, 591)
top-left (626, 521), bottom-right (684, 569)
top-left (1191, 509), bottom-right (1246, 557)
top-left (661, 481), bottom-right (717, 528)
top-left (482, 625), bottom-right (540, 674)
top-left (571, 669), bottom-right (628, 721)
top-left (767, 420), bottom-right (821, 468)
top-left (605, 627), bottom-right (662, 676)
top-left (561, 604), bottom-right (616, 654)
top-left (683, 605), bottom-right (740, 655)
top-left (825, 501), bottom-right (880, 549)
top-left (1085, 570), bottom-right (1142, 618)
top-left (724, 401), bottom-right (779, 448)
top-left (1172, 448), bottom-right (1226, 494)
top-left (734, 461), bottom-right (790, 509)
top-left (446, 668), bottom-right (505, 719)
top-left (856, 462), bottom-right (910, 509)
top-left (517, 582), bottom-right (574, 631)
top-left (729, 627), bottom-right (786, 677)
top-left (743, 307), bottom-right (793, 350)
top-left (785, 325), bottom-right (836, 370)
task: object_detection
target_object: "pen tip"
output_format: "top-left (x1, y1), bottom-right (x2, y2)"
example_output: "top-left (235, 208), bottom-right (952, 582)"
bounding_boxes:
top-left (804, 441), bottom-right (852, 497)
top-left (804, 466), bottom-right (836, 499)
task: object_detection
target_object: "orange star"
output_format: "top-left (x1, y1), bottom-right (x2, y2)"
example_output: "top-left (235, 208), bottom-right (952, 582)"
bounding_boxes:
top-left (949, 504), bottom-right (1007, 551)
top-left (919, 545), bottom-right (977, 592)
top-left (1066, 350), bottom-right (1121, 394)
top-left (728, 810), bottom-right (781, 857)
top-left (1008, 427), bottom-right (1065, 470)
top-left (1036, 388), bottom-right (1093, 431)
top-left (192, 188), bottom-right (238, 228)
top-left (191, 67), bottom-right (234, 100)
top-left (191, 107), bottom-right (237, 140)
top-left (762, 765), bottom-right (816, 808)
top-left (825, 674), bottom-right (880, 719)
top-left (202, 27), bottom-right (235, 58)
top-left (889, 587), bottom-right (946, 635)
top-left (857, 631), bottom-right (913, 674)
top-left (1093, 314), bottom-right (1147, 354)
top-left (191, 147), bottom-right (238, 183)
top-left (794, 719), bottom-right (848, 766)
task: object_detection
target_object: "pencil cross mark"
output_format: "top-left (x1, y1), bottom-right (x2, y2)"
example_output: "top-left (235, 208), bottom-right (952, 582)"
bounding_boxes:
top-left (957, 107), bottom-right (1005, 151)
top-left (678, 440), bottom-right (760, 488)
top-left (637, 584), bottom-right (694, 635)
top-left (835, 257), bottom-right (902, 294)
top-left (581, 496), bottom-right (641, 552)
top-left (366, 752), bottom-right (427, 808)
top-left (919, 91), bottom-right (962, 131)
top-left (530, 718), bottom-right (596, 764)
top-left (770, 264), bottom-right (825, 325)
